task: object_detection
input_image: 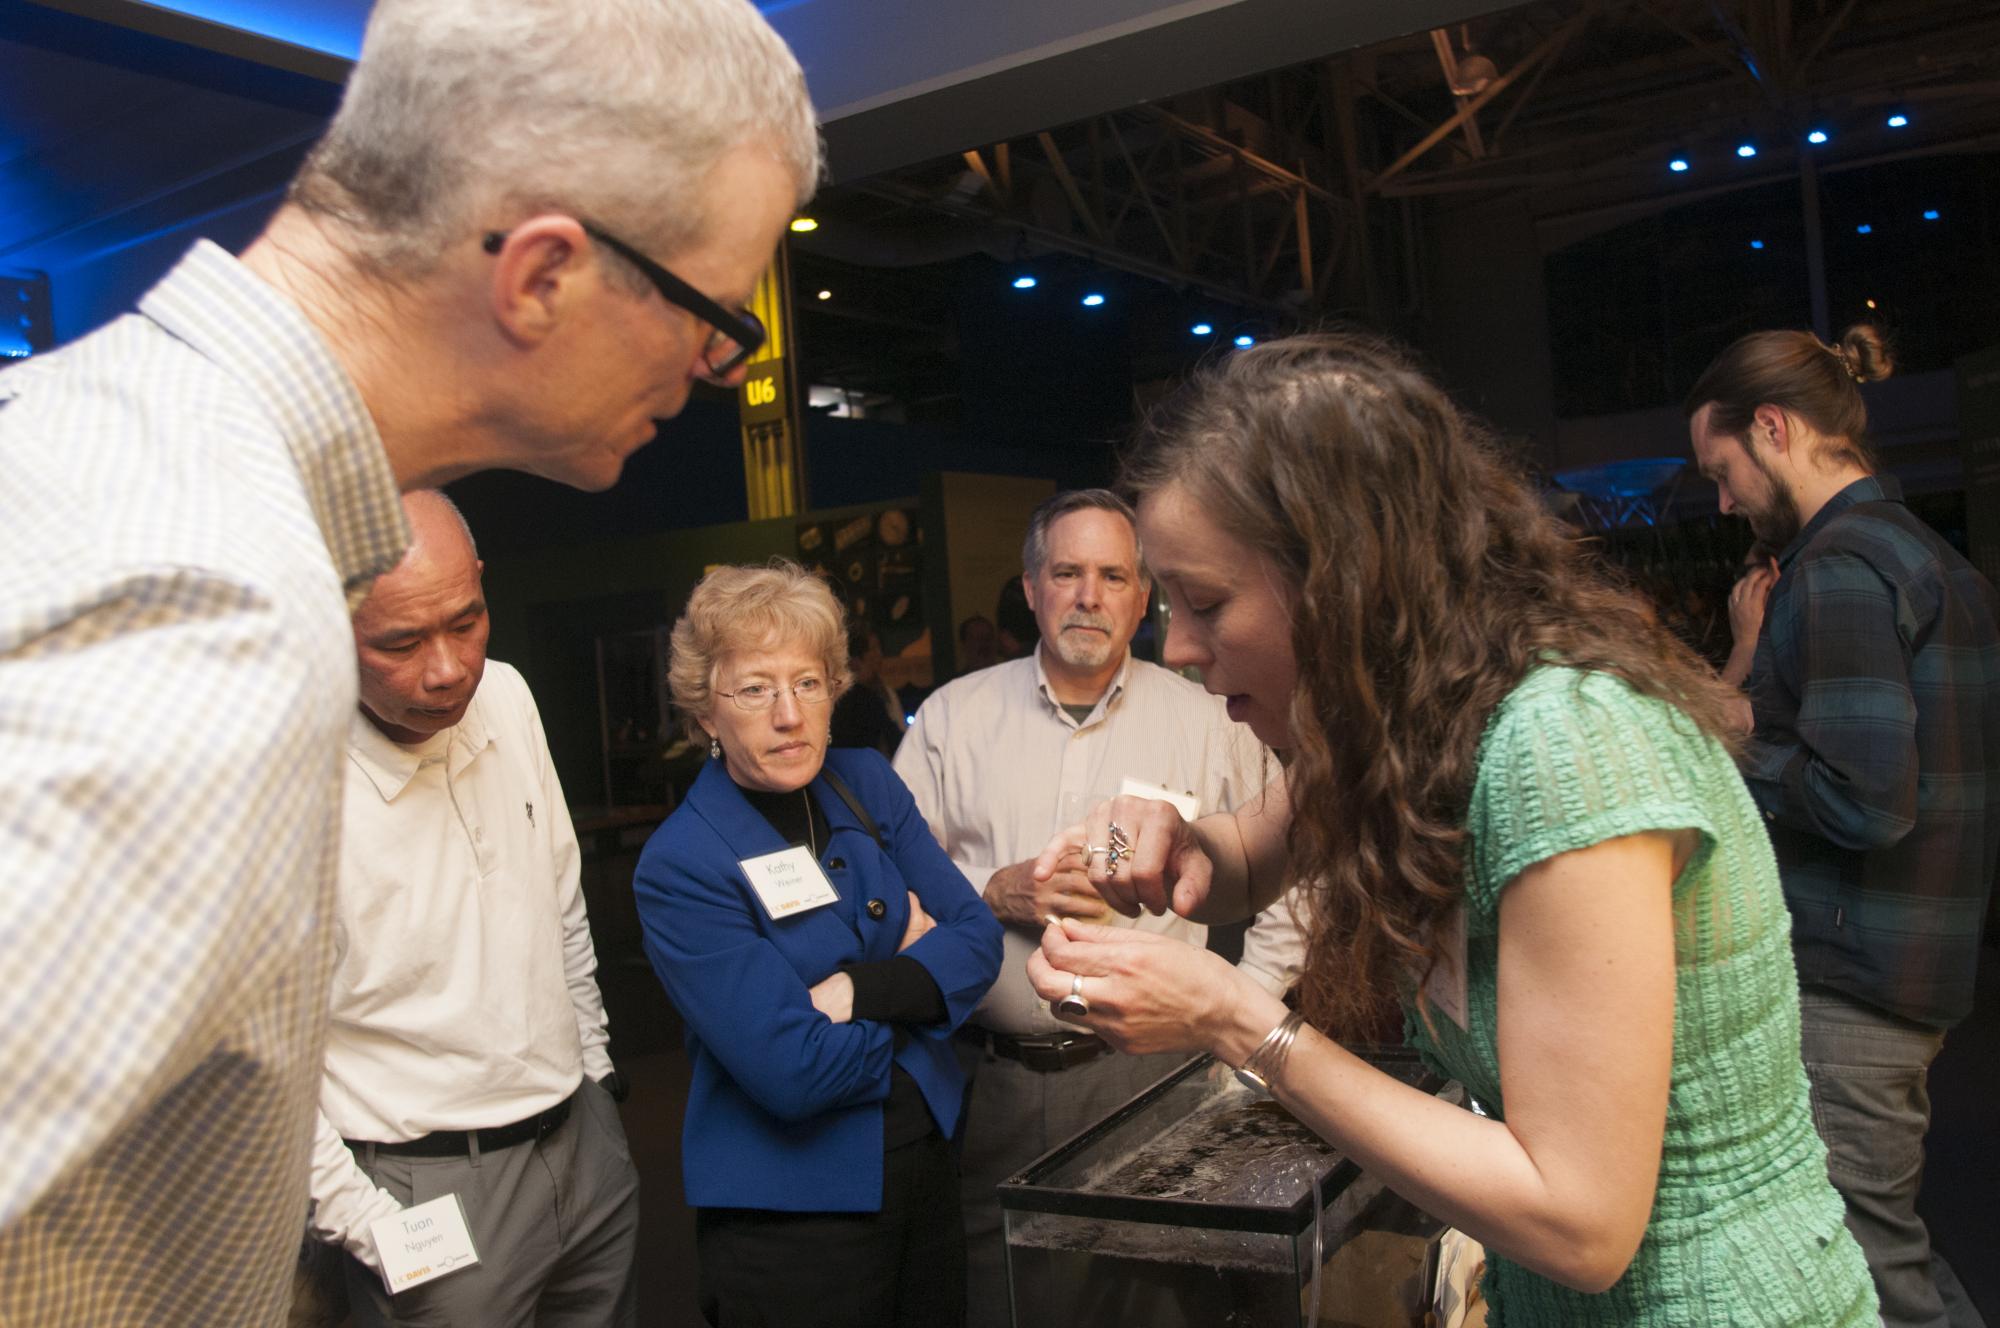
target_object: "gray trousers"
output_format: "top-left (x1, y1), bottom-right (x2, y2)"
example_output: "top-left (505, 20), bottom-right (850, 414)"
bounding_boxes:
top-left (955, 1039), bottom-right (1190, 1328)
top-left (343, 1078), bottom-right (641, 1328)
top-left (1799, 989), bottom-right (1985, 1328)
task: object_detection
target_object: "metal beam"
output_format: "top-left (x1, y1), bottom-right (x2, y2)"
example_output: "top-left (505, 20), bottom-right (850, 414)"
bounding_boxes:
top-left (1105, 117), bottom-right (1186, 269)
top-left (1370, 7), bottom-right (1595, 192)
top-left (1037, 130), bottom-right (1107, 242)
top-left (1794, 0), bottom-right (1863, 78)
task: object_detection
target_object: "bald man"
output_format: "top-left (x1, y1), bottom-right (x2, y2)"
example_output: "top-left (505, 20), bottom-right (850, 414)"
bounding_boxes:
top-left (307, 491), bottom-right (638, 1326)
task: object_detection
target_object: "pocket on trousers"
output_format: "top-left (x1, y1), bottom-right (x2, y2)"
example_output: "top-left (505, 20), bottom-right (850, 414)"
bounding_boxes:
top-left (1804, 1062), bottom-right (1926, 1184)
top-left (585, 1076), bottom-right (635, 1167)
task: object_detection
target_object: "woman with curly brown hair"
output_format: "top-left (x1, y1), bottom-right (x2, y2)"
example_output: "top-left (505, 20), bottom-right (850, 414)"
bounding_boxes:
top-left (1024, 333), bottom-right (1877, 1324)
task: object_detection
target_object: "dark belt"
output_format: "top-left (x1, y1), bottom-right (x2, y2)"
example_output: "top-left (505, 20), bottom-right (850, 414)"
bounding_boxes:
top-left (957, 1025), bottom-right (1107, 1073)
top-left (345, 1090), bottom-right (575, 1159)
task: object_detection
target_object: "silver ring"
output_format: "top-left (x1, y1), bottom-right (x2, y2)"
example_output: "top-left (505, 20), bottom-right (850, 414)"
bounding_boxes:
top-left (1083, 845), bottom-right (1110, 858)
top-left (1053, 974), bottom-right (1090, 1020)
top-left (1104, 822), bottom-right (1132, 870)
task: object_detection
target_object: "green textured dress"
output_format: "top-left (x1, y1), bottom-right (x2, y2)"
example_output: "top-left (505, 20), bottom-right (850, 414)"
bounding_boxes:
top-left (1402, 668), bottom-right (1877, 1326)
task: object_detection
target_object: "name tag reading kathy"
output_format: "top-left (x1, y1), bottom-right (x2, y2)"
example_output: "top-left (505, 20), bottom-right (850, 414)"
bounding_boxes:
top-left (740, 845), bottom-right (840, 921)
top-left (1118, 776), bottom-right (1200, 822)
top-left (371, 1193), bottom-right (479, 1294)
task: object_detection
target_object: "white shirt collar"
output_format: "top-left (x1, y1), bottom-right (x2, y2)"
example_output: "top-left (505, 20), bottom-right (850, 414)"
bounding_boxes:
top-left (346, 692), bottom-right (494, 802)
top-left (1031, 643), bottom-right (1133, 727)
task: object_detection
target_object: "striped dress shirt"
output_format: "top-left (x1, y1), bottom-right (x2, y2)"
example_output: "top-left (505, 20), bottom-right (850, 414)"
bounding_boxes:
top-left (1742, 474), bottom-right (2000, 1029)
top-left (0, 240), bottom-right (408, 1324)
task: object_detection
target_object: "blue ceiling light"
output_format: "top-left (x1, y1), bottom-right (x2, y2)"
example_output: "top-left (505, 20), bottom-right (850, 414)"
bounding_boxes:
top-left (1190, 322), bottom-right (1213, 336)
top-left (1080, 293), bottom-right (1105, 307)
top-left (1750, 239), bottom-right (1765, 250)
top-left (1669, 157), bottom-right (1691, 173)
top-left (1233, 335), bottom-right (1255, 348)
top-left (1736, 143), bottom-right (1757, 158)
top-left (1886, 113), bottom-right (1909, 128)
top-left (1923, 209), bottom-right (1940, 221)
top-left (1011, 275), bottom-right (1037, 290)
top-left (1807, 129), bottom-right (1829, 145)
top-left (1856, 223), bottom-right (1873, 235)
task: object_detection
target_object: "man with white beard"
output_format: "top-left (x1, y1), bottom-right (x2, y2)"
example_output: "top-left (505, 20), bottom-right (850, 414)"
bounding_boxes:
top-left (894, 489), bottom-right (1304, 1328)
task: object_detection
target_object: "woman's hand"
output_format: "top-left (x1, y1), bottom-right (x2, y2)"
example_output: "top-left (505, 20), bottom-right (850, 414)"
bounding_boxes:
top-left (897, 890), bottom-right (935, 951)
top-left (1727, 560), bottom-right (1778, 647)
top-left (1720, 559), bottom-right (1777, 689)
top-left (1031, 795), bottom-right (1216, 918)
top-left (807, 971), bottom-right (854, 1023)
top-left (1024, 918), bottom-right (1285, 1059)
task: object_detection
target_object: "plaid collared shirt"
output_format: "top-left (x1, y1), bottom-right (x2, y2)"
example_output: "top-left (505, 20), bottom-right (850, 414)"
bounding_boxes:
top-left (0, 240), bottom-right (407, 1324)
top-left (1742, 474), bottom-right (2000, 1029)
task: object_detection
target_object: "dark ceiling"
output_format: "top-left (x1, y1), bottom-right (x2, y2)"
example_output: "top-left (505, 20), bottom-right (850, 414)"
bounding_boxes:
top-left (4, 0), bottom-right (1997, 430)
top-left (784, 0), bottom-right (2000, 415)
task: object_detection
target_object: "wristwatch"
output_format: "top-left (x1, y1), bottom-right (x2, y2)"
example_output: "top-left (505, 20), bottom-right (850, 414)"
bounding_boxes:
top-left (1232, 1010), bottom-right (1306, 1096)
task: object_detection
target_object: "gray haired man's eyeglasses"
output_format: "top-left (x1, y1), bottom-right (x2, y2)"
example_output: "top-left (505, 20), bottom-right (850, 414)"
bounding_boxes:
top-left (481, 222), bottom-right (766, 381)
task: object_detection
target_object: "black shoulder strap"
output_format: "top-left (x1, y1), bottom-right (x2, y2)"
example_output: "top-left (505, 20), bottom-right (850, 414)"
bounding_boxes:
top-left (818, 765), bottom-right (885, 848)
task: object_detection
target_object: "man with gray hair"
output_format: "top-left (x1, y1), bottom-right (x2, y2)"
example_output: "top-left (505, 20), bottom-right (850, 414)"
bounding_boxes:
top-left (0, 2), bottom-right (817, 1322)
top-left (894, 489), bottom-right (1305, 1328)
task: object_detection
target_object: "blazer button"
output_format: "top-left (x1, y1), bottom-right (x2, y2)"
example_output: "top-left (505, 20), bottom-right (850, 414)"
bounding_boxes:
top-left (827, 857), bottom-right (846, 871)
top-left (866, 898), bottom-right (887, 920)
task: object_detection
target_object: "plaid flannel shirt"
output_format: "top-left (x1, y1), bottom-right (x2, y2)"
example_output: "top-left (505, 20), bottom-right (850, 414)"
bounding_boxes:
top-left (0, 240), bottom-right (407, 1324)
top-left (1741, 475), bottom-right (2000, 1029)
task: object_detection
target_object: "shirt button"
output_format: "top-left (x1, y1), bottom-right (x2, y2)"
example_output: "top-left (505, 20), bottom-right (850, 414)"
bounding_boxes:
top-left (866, 898), bottom-right (887, 920)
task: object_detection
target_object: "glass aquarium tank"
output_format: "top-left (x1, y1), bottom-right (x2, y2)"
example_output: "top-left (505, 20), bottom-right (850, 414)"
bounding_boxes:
top-left (1000, 1049), bottom-right (1462, 1328)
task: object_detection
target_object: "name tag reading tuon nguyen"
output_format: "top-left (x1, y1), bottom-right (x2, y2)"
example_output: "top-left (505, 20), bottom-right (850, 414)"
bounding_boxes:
top-left (739, 845), bottom-right (840, 921)
top-left (371, 1193), bottom-right (479, 1294)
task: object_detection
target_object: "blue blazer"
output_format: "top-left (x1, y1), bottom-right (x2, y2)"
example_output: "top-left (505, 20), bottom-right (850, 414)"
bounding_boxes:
top-left (634, 747), bottom-right (1002, 1212)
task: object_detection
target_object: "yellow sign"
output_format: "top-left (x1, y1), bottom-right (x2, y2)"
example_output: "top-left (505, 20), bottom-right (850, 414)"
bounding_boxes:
top-left (739, 355), bottom-right (787, 425)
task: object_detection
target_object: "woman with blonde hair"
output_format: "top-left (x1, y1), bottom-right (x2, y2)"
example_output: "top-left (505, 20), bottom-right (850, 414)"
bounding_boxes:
top-left (635, 561), bottom-right (1001, 1327)
top-left (1026, 334), bottom-right (1877, 1324)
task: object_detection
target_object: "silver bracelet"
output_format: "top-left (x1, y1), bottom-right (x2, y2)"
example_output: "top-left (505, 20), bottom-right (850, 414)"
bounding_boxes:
top-left (1232, 1009), bottom-right (1306, 1096)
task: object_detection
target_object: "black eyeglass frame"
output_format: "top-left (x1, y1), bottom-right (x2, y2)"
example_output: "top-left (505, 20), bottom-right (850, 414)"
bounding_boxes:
top-left (481, 223), bottom-right (766, 377)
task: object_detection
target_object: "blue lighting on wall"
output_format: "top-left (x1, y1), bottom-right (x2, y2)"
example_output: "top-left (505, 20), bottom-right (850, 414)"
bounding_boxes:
top-left (129, 1), bottom-right (366, 59)
top-left (1190, 322), bottom-right (1213, 336)
top-left (1886, 113), bottom-right (1909, 128)
top-left (1080, 293), bottom-right (1105, 307)
top-left (1011, 275), bottom-right (1037, 290)
top-left (1856, 223), bottom-right (1873, 235)
top-left (1736, 143), bottom-right (1757, 159)
top-left (1750, 240), bottom-right (1765, 250)
top-left (1923, 209), bottom-right (1940, 221)
top-left (1669, 158), bottom-right (1690, 173)
top-left (1233, 335), bottom-right (1255, 348)
top-left (1807, 129), bottom-right (1828, 145)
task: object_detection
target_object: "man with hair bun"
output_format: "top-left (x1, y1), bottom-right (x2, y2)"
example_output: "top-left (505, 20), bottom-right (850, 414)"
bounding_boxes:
top-left (0, 1), bottom-right (817, 1321)
top-left (1687, 325), bottom-right (2000, 1328)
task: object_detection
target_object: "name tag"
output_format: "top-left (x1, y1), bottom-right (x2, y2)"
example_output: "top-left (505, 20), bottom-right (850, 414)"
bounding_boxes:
top-left (1423, 906), bottom-right (1470, 1031)
top-left (1118, 776), bottom-right (1200, 822)
top-left (739, 845), bottom-right (840, 921)
top-left (371, 1193), bottom-right (480, 1294)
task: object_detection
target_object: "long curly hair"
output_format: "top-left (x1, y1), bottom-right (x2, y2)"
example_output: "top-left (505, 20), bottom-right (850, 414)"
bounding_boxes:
top-left (1122, 332), bottom-right (1740, 1040)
